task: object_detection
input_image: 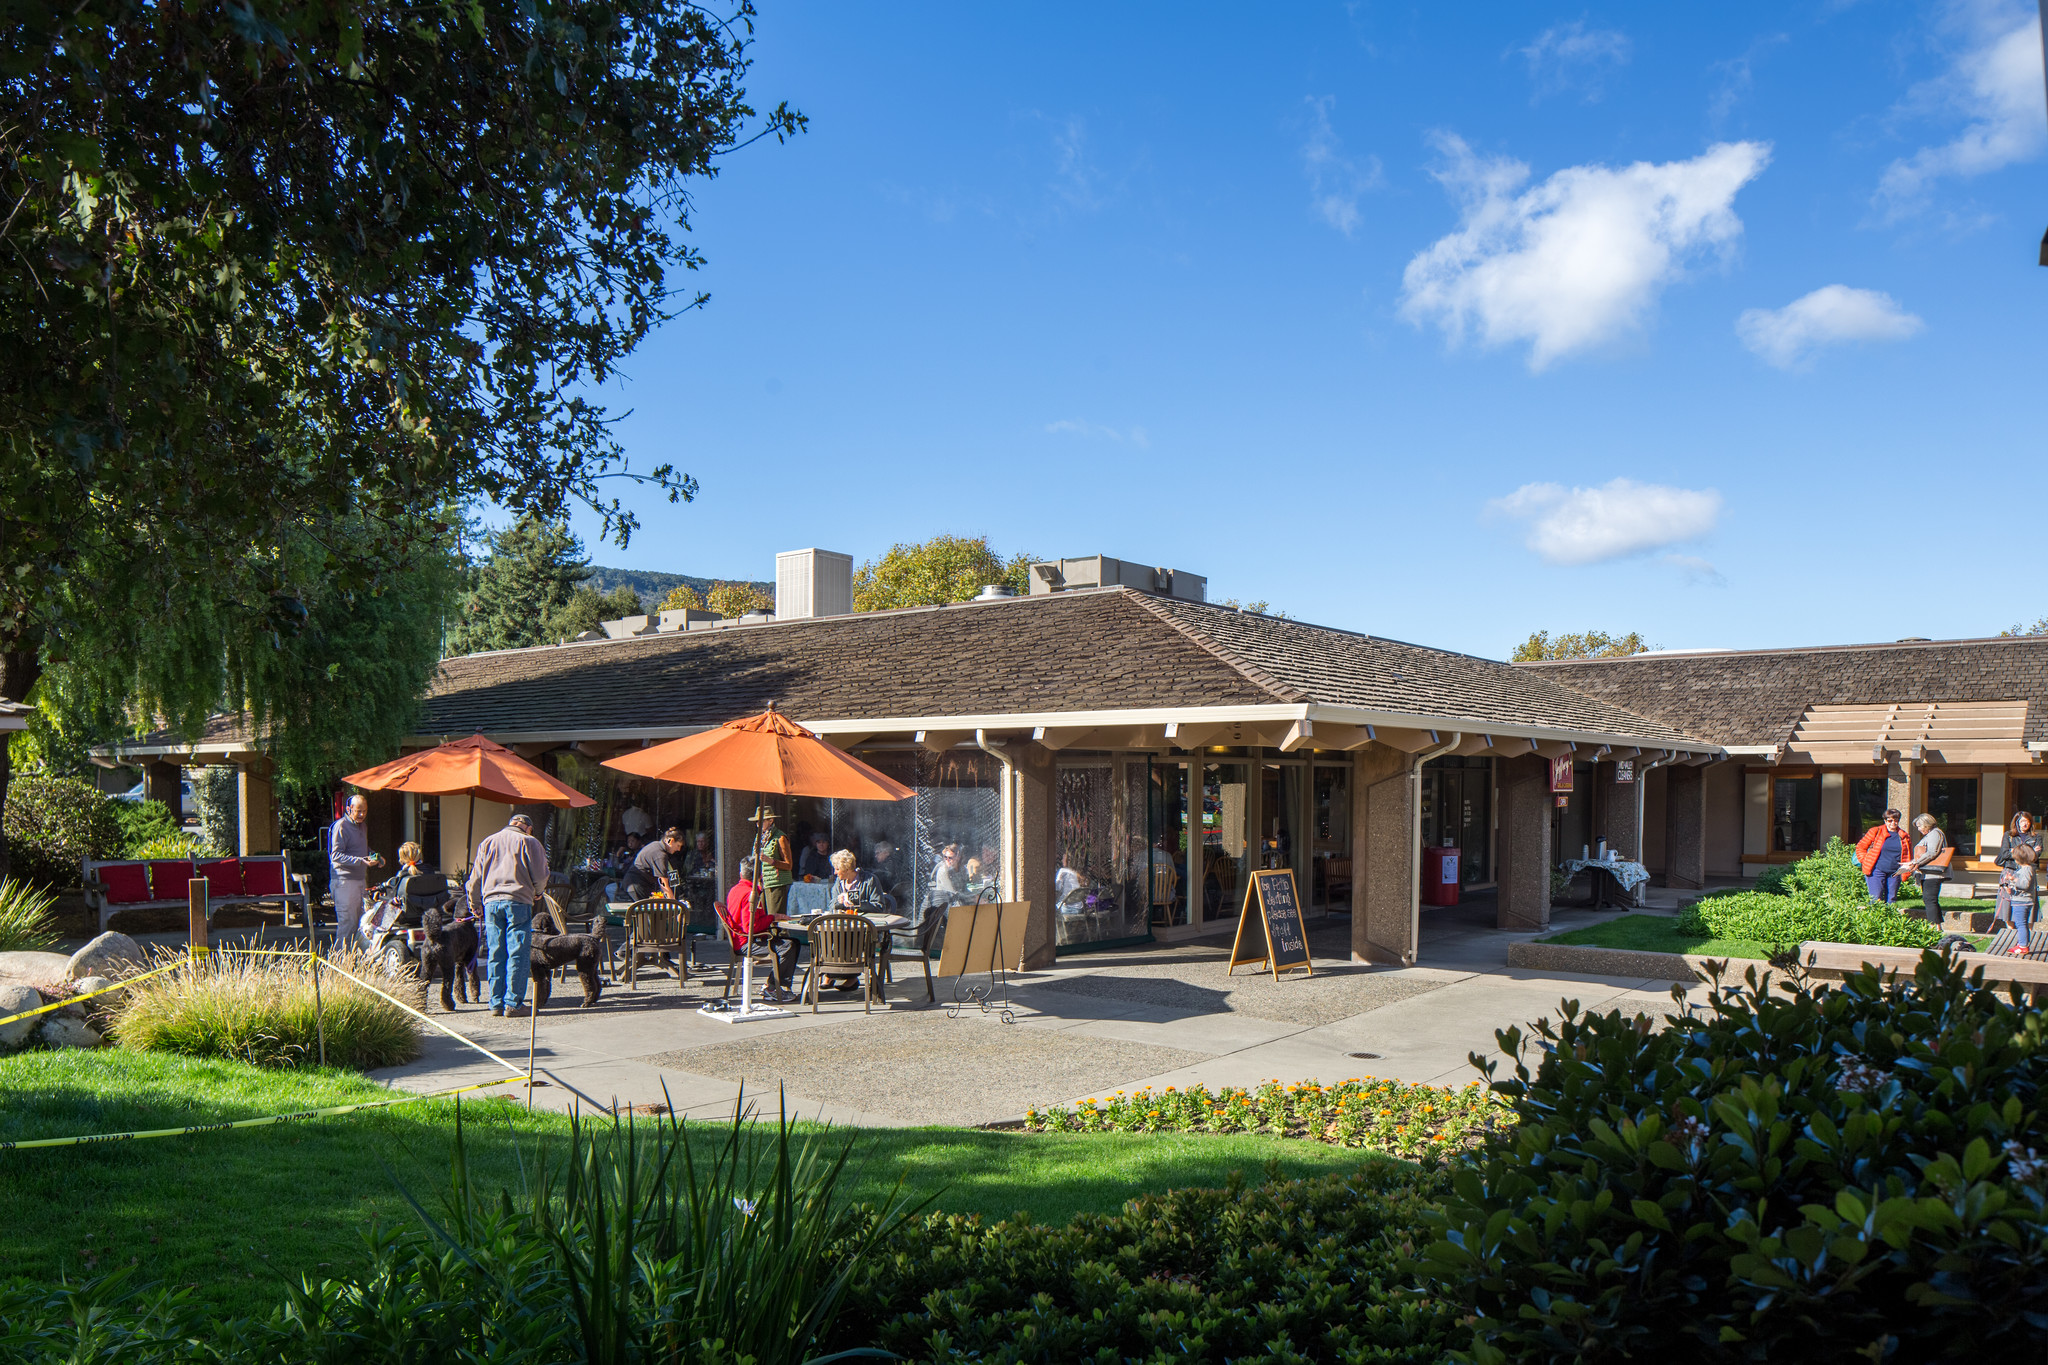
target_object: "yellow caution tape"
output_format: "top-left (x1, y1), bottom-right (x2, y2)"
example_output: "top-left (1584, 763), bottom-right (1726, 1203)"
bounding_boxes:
top-left (0, 1074), bottom-right (524, 1151)
top-left (0, 959), bottom-right (190, 1030)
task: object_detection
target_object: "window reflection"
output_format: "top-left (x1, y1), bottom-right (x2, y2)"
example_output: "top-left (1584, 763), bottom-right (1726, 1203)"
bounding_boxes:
top-left (1772, 775), bottom-right (1820, 852)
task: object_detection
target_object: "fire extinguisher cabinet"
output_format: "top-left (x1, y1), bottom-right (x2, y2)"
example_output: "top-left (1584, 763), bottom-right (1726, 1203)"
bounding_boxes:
top-left (1421, 845), bottom-right (1461, 906)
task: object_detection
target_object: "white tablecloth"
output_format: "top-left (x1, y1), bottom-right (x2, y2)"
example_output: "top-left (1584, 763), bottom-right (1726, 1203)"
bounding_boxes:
top-left (1564, 857), bottom-right (1652, 892)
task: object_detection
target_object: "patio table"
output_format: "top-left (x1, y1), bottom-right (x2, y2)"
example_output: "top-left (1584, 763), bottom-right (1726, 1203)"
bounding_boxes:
top-left (1562, 857), bottom-right (1651, 909)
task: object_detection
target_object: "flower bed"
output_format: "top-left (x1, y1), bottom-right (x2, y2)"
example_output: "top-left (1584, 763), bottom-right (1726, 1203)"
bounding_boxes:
top-left (1024, 1075), bottom-right (1511, 1159)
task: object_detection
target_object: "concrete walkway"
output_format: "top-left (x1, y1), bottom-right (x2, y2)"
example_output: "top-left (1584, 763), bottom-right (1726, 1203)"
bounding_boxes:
top-left (351, 904), bottom-right (1692, 1126)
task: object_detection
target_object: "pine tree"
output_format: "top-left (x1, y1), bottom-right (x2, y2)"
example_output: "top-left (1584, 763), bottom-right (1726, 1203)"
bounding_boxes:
top-left (448, 515), bottom-right (593, 654)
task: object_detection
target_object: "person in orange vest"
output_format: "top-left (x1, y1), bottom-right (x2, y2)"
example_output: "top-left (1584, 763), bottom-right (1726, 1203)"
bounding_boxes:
top-left (1855, 809), bottom-right (1911, 904)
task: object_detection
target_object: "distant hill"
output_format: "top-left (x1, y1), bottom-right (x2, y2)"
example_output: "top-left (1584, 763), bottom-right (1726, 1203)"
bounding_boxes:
top-left (585, 566), bottom-right (775, 609)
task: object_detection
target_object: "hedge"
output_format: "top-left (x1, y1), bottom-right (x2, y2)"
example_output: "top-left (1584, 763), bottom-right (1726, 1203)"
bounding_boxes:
top-left (0, 773), bottom-right (121, 888)
top-left (1679, 838), bottom-right (1942, 949)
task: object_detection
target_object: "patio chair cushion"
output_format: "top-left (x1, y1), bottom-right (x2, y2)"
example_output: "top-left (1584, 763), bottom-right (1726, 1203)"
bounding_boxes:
top-left (240, 859), bottom-right (285, 896)
top-left (197, 858), bottom-right (244, 896)
top-left (149, 860), bottom-right (197, 900)
top-left (97, 863), bottom-right (152, 905)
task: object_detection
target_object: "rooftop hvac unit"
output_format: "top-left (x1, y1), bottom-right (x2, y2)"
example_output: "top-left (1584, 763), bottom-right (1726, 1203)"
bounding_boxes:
top-left (1026, 556), bottom-right (1205, 602)
top-left (776, 548), bottom-right (854, 619)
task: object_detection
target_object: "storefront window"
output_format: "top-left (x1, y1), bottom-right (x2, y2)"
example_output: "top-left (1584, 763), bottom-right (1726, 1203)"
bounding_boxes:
top-left (1146, 759), bottom-right (1189, 927)
top-left (2012, 779), bottom-right (2048, 833)
top-left (1924, 777), bottom-right (1980, 856)
top-left (830, 749), bottom-right (1002, 940)
top-left (1849, 777), bottom-right (1889, 840)
top-left (1422, 756), bottom-right (1493, 882)
top-left (1055, 763), bottom-right (1150, 948)
top-left (1200, 762), bottom-right (1249, 923)
top-left (1772, 775), bottom-right (1821, 852)
top-left (1311, 765), bottom-right (1350, 911)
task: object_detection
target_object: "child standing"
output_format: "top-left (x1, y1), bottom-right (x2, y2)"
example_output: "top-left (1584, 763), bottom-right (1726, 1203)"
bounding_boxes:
top-left (1996, 843), bottom-right (2037, 957)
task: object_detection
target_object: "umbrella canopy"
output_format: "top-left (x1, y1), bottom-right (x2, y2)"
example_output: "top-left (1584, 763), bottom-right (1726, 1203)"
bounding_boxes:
top-left (343, 734), bottom-right (595, 808)
top-left (600, 707), bottom-right (914, 801)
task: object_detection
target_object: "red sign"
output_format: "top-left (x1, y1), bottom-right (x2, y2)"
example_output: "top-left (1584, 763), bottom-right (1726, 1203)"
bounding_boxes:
top-left (1549, 756), bottom-right (1574, 793)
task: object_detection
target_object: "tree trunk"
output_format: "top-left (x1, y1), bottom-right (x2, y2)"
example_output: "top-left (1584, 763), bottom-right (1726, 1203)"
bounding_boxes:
top-left (0, 648), bottom-right (44, 881)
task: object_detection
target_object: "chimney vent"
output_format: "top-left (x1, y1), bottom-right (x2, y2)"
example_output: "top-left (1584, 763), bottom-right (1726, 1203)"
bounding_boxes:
top-left (776, 548), bottom-right (854, 619)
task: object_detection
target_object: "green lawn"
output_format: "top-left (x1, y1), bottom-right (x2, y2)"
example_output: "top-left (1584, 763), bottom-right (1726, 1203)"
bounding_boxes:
top-left (1539, 914), bottom-right (1770, 959)
top-left (0, 1050), bottom-right (1375, 1318)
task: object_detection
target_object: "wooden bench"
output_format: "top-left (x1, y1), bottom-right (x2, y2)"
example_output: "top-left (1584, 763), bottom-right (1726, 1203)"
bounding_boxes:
top-left (1796, 940), bottom-right (2048, 1000)
top-left (83, 855), bottom-right (311, 935)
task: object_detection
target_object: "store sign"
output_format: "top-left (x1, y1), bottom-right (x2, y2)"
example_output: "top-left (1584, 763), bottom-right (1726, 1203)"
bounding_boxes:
top-left (1549, 756), bottom-right (1573, 793)
top-left (1615, 759), bottom-right (1635, 784)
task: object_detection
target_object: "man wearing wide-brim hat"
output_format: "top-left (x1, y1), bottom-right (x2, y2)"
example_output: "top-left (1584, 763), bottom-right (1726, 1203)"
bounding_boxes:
top-left (749, 806), bottom-right (795, 919)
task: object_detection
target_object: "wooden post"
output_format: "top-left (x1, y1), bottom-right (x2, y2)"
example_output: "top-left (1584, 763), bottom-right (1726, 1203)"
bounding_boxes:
top-left (309, 928), bottom-right (328, 1069)
top-left (187, 877), bottom-right (209, 957)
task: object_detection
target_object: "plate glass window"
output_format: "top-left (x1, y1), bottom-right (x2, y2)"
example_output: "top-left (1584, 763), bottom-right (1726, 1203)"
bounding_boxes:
top-left (1771, 775), bottom-right (1821, 853)
top-left (1924, 778), bottom-right (1980, 856)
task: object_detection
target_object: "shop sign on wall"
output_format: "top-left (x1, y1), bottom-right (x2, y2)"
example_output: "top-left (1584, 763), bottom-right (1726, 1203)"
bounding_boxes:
top-left (1615, 759), bottom-right (1635, 784)
top-left (1549, 756), bottom-right (1573, 793)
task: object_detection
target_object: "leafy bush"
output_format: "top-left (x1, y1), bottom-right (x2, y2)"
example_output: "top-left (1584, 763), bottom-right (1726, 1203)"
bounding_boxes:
top-left (127, 833), bottom-right (196, 859)
top-left (1678, 838), bottom-right (1942, 948)
top-left (107, 948), bottom-right (419, 1070)
top-left (0, 1100), bottom-right (925, 1365)
top-left (834, 1161), bottom-right (1460, 1363)
top-left (1026, 1076), bottom-right (1510, 1159)
top-left (1419, 953), bottom-right (2048, 1362)
top-left (190, 767), bottom-right (239, 857)
top-left (110, 798), bottom-right (182, 857)
top-left (0, 878), bottom-right (60, 952)
top-left (0, 773), bottom-right (122, 888)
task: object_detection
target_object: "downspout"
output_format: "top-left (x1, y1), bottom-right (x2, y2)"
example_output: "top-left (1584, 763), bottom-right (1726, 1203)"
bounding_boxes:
top-left (1404, 733), bottom-right (1463, 963)
top-left (1632, 750), bottom-right (1678, 905)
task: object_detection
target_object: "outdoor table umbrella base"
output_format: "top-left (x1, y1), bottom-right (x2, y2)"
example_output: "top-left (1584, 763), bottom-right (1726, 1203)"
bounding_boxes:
top-left (701, 950), bottom-right (793, 1022)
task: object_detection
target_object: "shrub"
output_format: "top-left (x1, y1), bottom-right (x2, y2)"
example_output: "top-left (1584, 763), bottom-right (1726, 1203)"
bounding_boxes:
top-left (1418, 953), bottom-right (2048, 1362)
top-left (0, 878), bottom-right (60, 952)
top-left (0, 773), bottom-right (122, 888)
top-left (834, 1161), bottom-right (1461, 1362)
top-left (128, 832), bottom-right (197, 859)
top-left (1678, 838), bottom-right (1942, 948)
top-left (190, 767), bottom-right (239, 856)
top-left (1026, 1076), bottom-right (1510, 1160)
top-left (107, 948), bottom-right (419, 1070)
top-left (111, 798), bottom-right (183, 857)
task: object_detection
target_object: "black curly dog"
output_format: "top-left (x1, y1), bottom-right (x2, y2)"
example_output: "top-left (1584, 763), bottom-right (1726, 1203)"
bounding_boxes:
top-left (421, 904), bottom-right (484, 1012)
top-left (529, 933), bottom-right (606, 1010)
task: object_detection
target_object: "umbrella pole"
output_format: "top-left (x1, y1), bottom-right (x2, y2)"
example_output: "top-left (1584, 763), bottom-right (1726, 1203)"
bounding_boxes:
top-left (742, 790), bottom-right (762, 1014)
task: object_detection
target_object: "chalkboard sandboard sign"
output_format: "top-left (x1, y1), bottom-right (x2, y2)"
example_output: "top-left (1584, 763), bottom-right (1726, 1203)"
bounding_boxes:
top-left (1227, 869), bottom-right (1312, 980)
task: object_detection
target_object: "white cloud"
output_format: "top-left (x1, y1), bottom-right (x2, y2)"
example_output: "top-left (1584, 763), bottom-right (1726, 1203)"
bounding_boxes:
top-left (1517, 20), bottom-right (1632, 101)
top-left (1488, 478), bottom-right (1723, 565)
top-left (1664, 554), bottom-right (1728, 587)
top-left (1736, 285), bottom-right (1924, 369)
top-left (1046, 419), bottom-right (1149, 449)
top-left (1301, 96), bottom-right (1383, 235)
top-left (1400, 135), bottom-right (1771, 370)
top-left (1876, 2), bottom-right (2046, 216)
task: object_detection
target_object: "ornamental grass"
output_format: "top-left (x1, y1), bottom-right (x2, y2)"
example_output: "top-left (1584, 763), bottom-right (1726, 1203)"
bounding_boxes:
top-left (0, 877), bottom-right (61, 952)
top-left (1024, 1075), bottom-right (1511, 1160)
top-left (106, 947), bottom-right (420, 1071)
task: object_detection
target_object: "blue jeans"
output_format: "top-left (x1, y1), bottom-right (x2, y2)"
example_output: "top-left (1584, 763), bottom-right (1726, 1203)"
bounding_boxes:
top-left (2005, 892), bottom-right (2036, 949)
top-left (484, 899), bottom-right (533, 1009)
top-left (1867, 866), bottom-right (1901, 903)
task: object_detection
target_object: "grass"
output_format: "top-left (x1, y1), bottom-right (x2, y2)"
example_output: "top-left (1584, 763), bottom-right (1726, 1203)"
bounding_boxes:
top-left (0, 878), bottom-right (61, 953)
top-left (107, 947), bottom-right (420, 1070)
top-left (0, 1050), bottom-right (1375, 1318)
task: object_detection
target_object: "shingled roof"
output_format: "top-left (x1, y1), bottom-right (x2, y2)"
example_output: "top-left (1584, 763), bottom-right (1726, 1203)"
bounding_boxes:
top-left (105, 587), bottom-right (1712, 755)
top-left (1523, 636), bottom-right (2048, 747)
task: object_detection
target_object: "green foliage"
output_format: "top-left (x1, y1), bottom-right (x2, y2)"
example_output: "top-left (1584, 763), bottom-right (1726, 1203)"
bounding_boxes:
top-left (190, 768), bottom-right (239, 858)
top-left (1217, 597), bottom-right (1289, 618)
top-left (836, 1162), bottom-right (1461, 1363)
top-left (852, 534), bottom-right (1035, 612)
top-left (658, 582), bottom-right (706, 611)
top-left (107, 948), bottom-right (419, 1070)
top-left (1026, 1077), bottom-right (1508, 1159)
top-left (548, 583), bottom-right (645, 642)
top-left (706, 580), bottom-right (775, 618)
top-left (1511, 629), bottom-right (1654, 662)
top-left (1678, 839), bottom-right (1943, 948)
top-left (111, 799), bottom-right (180, 857)
top-left (0, 877), bottom-right (60, 952)
top-left (1421, 953), bottom-right (2048, 1362)
top-left (129, 833), bottom-right (197, 859)
top-left (0, 773), bottom-right (121, 887)
top-left (448, 514), bottom-right (595, 654)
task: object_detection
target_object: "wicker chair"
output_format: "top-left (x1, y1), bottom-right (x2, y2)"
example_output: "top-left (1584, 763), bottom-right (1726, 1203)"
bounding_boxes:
top-left (799, 913), bottom-right (880, 1013)
top-left (622, 897), bottom-right (690, 989)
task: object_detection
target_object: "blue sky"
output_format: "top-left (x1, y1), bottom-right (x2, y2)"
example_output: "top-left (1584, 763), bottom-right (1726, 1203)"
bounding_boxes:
top-left (554, 0), bottom-right (2048, 659)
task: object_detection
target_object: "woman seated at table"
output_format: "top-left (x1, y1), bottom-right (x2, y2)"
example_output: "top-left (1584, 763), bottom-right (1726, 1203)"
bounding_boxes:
top-left (817, 850), bottom-right (892, 991)
top-left (721, 857), bottom-right (799, 1002)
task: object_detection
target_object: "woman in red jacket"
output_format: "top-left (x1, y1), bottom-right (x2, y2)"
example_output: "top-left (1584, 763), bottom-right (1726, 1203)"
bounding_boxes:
top-left (1855, 809), bottom-right (1911, 903)
top-left (722, 858), bottom-right (799, 1001)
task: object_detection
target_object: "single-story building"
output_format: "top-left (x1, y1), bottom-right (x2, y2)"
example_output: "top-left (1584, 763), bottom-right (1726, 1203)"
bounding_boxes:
top-left (1522, 636), bottom-right (2048, 898)
top-left (98, 550), bottom-right (1720, 967)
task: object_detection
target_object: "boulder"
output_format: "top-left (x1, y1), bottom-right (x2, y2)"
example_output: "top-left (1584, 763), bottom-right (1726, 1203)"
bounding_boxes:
top-left (0, 981), bottom-right (41, 1049)
top-left (36, 1015), bottom-right (102, 1049)
top-left (71, 975), bottom-right (118, 1001)
top-left (67, 931), bottom-right (146, 981)
top-left (0, 950), bottom-right (73, 984)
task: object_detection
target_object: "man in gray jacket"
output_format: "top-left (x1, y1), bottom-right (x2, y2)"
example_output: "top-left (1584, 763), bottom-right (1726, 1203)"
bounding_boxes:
top-left (328, 795), bottom-right (385, 940)
top-left (466, 813), bottom-right (551, 1017)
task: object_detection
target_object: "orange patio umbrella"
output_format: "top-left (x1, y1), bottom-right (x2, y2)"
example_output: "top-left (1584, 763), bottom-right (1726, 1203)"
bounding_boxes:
top-left (344, 734), bottom-right (595, 868)
top-left (600, 706), bottom-right (914, 802)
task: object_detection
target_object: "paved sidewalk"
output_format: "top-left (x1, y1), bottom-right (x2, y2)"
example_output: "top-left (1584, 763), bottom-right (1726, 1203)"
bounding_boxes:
top-left (366, 906), bottom-right (1694, 1125)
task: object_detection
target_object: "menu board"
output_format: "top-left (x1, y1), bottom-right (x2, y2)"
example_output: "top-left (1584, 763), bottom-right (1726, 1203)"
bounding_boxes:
top-left (1227, 869), bottom-right (1312, 980)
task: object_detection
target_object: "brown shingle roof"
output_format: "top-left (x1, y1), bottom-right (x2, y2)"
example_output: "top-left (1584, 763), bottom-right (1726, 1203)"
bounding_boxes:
top-left (1523, 636), bottom-right (2048, 746)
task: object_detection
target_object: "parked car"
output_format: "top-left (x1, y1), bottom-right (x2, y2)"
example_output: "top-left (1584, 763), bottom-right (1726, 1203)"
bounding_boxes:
top-left (113, 778), bottom-right (192, 818)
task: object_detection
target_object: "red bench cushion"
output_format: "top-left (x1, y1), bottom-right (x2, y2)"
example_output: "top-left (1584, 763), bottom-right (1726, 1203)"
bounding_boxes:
top-left (240, 859), bottom-right (285, 896)
top-left (149, 860), bottom-right (196, 900)
top-left (196, 858), bottom-right (244, 896)
top-left (98, 863), bottom-right (152, 905)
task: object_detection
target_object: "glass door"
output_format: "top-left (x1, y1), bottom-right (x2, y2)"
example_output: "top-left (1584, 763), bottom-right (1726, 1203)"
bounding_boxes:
top-left (1200, 762), bottom-right (1249, 923)
top-left (1311, 764), bottom-right (1350, 910)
